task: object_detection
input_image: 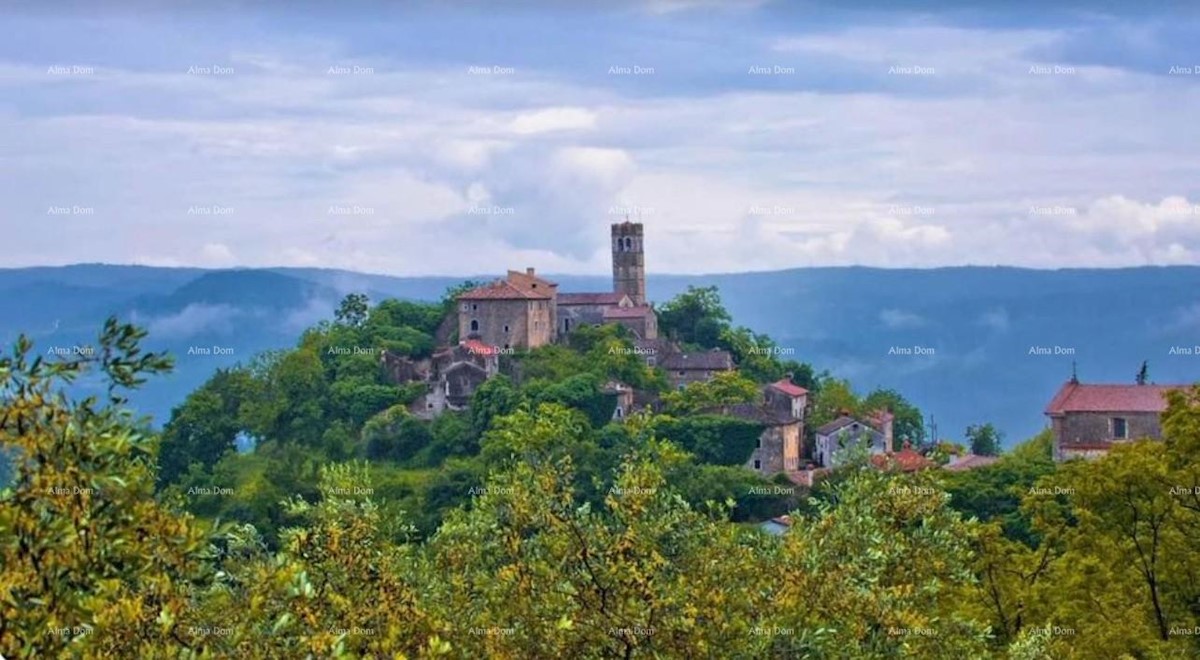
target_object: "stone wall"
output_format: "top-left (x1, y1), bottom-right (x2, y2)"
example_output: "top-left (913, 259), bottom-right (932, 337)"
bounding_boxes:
top-left (459, 298), bottom-right (554, 349)
top-left (746, 422), bottom-right (801, 474)
top-left (557, 303), bottom-right (607, 336)
top-left (1055, 411), bottom-right (1163, 445)
top-left (612, 222), bottom-right (646, 305)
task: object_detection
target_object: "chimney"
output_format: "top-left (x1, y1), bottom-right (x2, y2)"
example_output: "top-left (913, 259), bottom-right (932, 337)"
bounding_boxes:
top-left (526, 267), bottom-right (535, 276)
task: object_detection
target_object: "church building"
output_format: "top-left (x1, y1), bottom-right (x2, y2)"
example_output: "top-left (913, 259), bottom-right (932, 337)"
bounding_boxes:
top-left (457, 221), bottom-right (658, 350)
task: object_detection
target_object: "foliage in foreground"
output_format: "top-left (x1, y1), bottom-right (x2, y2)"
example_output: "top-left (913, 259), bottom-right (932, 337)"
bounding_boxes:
top-left (4, 320), bottom-right (1200, 658)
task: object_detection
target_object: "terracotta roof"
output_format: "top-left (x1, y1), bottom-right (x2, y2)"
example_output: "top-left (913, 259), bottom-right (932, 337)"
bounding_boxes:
top-left (459, 270), bottom-right (556, 301)
top-left (558, 292), bottom-right (629, 306)
top-left (871, 446), bottom-right (935, 472)
top-left (603, 305), bottom-right (655, 320)
top-left (462, 339), bottom-right (499, 356)
top-left (1044, 381), bottom-right (1183, 415)
top-left (660, 350), bottom-right (733, 371)
top-left (768, 379), bottom-right (808, 398)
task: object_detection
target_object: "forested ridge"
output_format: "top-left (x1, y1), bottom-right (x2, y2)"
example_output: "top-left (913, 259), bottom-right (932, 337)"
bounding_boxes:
top-left (3, 289), bottom-right (1200, 658)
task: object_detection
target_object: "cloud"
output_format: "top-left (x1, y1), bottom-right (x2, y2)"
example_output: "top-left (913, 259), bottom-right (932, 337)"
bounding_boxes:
top-left (508, 107), bottom-right (597, 135)
top-left (199, 242), bottom-right (236, 266)
top-left (880, 308), bottom-right (927, 329)
top-left (978, 308), bottom-right (1010, 332)
top-left (2, 7), bottom-right (1199, 275)
top-left (141, 304), bottom-right (240, 339)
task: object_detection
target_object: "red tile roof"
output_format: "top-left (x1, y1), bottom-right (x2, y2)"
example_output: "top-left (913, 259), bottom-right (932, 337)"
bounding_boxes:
top-left (769, 378), bottom-right (808, 398)
top-left (462, 339), bottom-right (499, 356)
top-left (559, 292), bottom-right (629, 306)
top-left (1044, 381), bottom-right (1183, 415)
top-left (871, 446), bottom-right (935, 472)
top-left (459, 269), bottom-right (556, 301)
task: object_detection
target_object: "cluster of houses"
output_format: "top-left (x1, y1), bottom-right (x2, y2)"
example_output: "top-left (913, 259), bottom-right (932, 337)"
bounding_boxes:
top-left (376, 220), bottom-right (1191, 491)
top-left (375, 221), bottom-right (977, 483)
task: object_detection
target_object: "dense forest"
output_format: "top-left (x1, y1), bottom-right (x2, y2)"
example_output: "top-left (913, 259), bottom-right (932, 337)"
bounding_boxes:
top-left (3, 289), bottom-right (1200, 658)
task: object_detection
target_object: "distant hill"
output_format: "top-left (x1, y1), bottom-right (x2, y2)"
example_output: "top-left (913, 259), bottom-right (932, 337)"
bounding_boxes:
top-left (1, 263), bottom-right (1196, 445)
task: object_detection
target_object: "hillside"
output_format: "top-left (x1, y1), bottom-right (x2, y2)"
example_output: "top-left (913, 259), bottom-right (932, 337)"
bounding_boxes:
top-left (1, 264), bottom-right (1196, 443)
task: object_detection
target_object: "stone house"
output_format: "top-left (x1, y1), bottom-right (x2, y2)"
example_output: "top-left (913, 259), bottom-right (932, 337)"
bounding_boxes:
top-left (557, 292), bottom-right (632, 335)
top-left (764, 377), bottom-right (808, 420)
top-left (458, 268), bottom-right (557, 350)
top-left (1044, 379), bottom-right (1184, 460)
top-left (603, 380), bottom-right (636, 421)
top-left (457, 221), bottom-right (658, 350)
top-left (710, 378), bottom-right (809, 477)
top-left (602, 304), bottom-right (658, 340)
top-left (728, 404), bottom-right (803, 475)
top-left (814, 411), bottom-right (895, 468)
top-left (409, 340), bottom-right (500, 419)
top-left (660, 349), bottom-right (735, 389)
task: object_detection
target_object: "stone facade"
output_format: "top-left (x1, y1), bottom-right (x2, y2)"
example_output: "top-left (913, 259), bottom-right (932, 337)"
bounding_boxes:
top-left (747, 420), bottom-right (802, 474)
top-left (612, 221), bottom-right (646, 305)
top-left (660, 349), bottom-right (734, 389)
top-left (406, 340), bottom-right (501, 419)
top-left (814, 413), bottom-right (893, 468)
top-left (458, 268), bottom-right (556, 350)
top-left (557, 292), bottom-right (631, 336)
top-left (1044, 381), bottom-right (1182, 461)
top-left (458, 223), bottom-right (658, 349)
top-left (602, 305), bottom-right (658, 340)
top-left (717, 379), bottom-right (808, 477)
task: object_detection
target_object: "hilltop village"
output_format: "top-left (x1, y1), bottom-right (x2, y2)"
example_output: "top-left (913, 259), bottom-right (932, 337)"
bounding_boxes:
top-left (372, 220), bottom-right (1192, 486)
top-left (375, 221), bottom-right (955, 484)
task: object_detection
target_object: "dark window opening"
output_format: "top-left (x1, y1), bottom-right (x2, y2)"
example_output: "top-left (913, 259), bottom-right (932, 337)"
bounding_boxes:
top-left (1113, 417), bottom-right (1128, 439)
top-left (470, 319), bottom-right (479, 332)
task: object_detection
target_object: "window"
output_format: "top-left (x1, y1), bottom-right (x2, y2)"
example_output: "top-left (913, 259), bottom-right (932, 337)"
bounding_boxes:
top-left (470, 319), bottom-right (479, 332)
top-left (460, 303), bottom-right (468, 311)
top-left (503, 324), bottom-right (510, 333)
top-left (564, 319), bottom-right (571, 332)
top-left (624, 236), bottom-right (633, 251)
top-left (471, 303), bottom-right (478, 311)
top-left (756, 437), bottom-right (762, 448)
top-left (1113, 417), bottom-right (1129, 439)
top-left (753, 459), bottom-right (761, 470)
top-left (646, 356), bottom-right (655, 367)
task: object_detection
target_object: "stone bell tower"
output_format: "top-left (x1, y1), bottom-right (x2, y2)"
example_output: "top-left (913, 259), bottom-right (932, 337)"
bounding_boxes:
top-left (611, 221), bottom-right (646, 305)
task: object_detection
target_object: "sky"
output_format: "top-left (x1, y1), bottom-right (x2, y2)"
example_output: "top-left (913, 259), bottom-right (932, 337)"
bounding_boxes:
top-left (2, 0), bottom-right (1200, 275)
